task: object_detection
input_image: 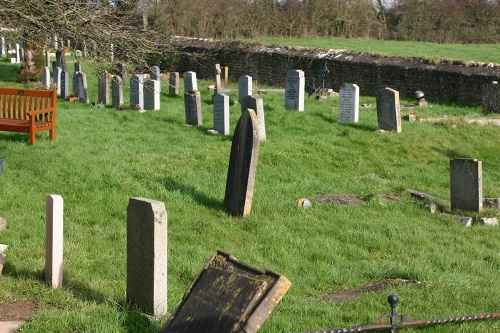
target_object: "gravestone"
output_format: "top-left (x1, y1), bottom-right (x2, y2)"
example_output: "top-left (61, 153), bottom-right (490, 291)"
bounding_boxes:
top-left (376, 87), bottom-right (401, 132)
top-left (240, 95), bottom-right (266, 141)
top-left (55, 50), bottom-right (62, 68)
top-left (15, 43), bottom-right (20, 63)
top-left (74, 62), bottom-right (81, 73)
top-left (184, 90), bottom-right (202, 125)
top-left (73, 72), bottom-right (79, 95)
top-left (150, 65), bottom-right (160, 81)
top-left (285, 69), bottom-right (305, 111)
top-left (60, 70), bottom-right (69, 99)
top-left (183, 71), bottom-right (198, 91)
top-left (169, 72), bottom-right (179, 95)
top-left (159, 250), bottom-right (290, 333)
top-left (130, 74), bottom-right (144, 110)
top-left (42, 67), bottom-right (50, 88)
top-left (338, 83), bottom-right (359, 123)
top-left (214, 64), bottom-right (222, 95)
top-left (54, 67), bottom-right (62, 96)
top-left (482, 81), bottom-right (500, 114)
top-left (117, 63), bottom-right (127, 84)
top-left (126, 197), bottom-right (168, 317)
top-left (238, 75), bottom-right (252, 101)
top-left (112, 75), bottom-right (124, 109)
top-left (98, 71), bottom-right (110, 105)
top-left (143, 79), bottom-right (160, 111)
top-left (44, 50), bottom-right (50, 67)
top-left (450, 159), bottom-right (483, 212)
top-left (45, 195), bottom-right (63, 289)
top-left (77, 72), bottom-right (89, 103)
top-left (213, 93), bottom-right (230, 135)
top-left (1, 37), bottom-right (6, 57)
top-left (224, 108), bottom-right (260, 217)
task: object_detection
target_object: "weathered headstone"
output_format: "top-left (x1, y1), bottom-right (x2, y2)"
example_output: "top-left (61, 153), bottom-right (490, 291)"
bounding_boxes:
top-left (214, 64), bottom-right (222, 95)
top-left (77, 72), bottom-right (89, 103)
top-left (224, 108), bottom-right (260, 217)
top-left (150, 65), bottom-right (161, 81)
top-left (97, 71), bottom-right (110, 105)
top-left (143, 79), bottom-right (160, 111)
top-left (240, 95), bottom-right (266, 141)
top-left (45, 194), bottom-right (63, 289)
top-left (213, 93), bottom-right (230, 135)
top-left (184, 90), bottom-right (202, 125)
top-left (376, 87), bottom-right (401, 132)
top-left (44, 50), bottom-right (50, 67)
top-left (54, 67), bottom-right (62, 96)
top-left (159, 250), bottom-right (290, 333)
top-left (482, 81), bottom-right (500, 114)
top-left (130, 74), bottom-right (144, 110)
top-left (117, 63), bottom-right (127, 84)
top-left (285, 69), bottom-right (305, 111)
top-left (183, 71), bottom-right (198, 91)
top-left (112, 75), bottom-right (124, 109)
top-left (238, 75), bottom-right (252, 101)
top-left (42, 67), bottom-right (51, 88)
top-left (450, 158), bottom-right (483, 212)
top-left (126, 197), bottom-right (168, 317)
top-left (60, 70), bottom-right (69, 99)
top-left (169, 72), bottom-right (179, 95)
top-left (338, 83), bottom-right (359, 123)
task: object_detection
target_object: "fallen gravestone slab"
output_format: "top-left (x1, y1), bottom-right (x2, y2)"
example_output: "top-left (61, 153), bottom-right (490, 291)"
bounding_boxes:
top-left (159, 250), bottom-right (290, 333)
top-left (313, 194), bottom-right (366, 206)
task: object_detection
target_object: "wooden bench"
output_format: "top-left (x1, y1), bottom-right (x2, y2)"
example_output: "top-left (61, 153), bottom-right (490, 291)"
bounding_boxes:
top-left (0, 88), bottom-right (57, 145)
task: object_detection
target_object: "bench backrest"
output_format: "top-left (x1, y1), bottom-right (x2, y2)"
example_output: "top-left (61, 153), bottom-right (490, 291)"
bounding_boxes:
top-left (0, 88), bottom-right (57, 121)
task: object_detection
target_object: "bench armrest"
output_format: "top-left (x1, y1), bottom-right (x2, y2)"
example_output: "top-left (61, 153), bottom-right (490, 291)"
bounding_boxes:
top-left (27, 107), bottom-right (55, 117)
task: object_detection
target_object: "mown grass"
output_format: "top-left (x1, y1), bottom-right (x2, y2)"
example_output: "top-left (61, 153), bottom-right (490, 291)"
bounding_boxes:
top-left (250, 37), bottom-right (500, 64)
top-left (0, 57), bottom-right (500, 332)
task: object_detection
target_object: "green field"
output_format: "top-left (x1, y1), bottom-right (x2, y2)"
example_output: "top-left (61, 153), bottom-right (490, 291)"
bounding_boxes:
top-left (0, 56), bottom-right (500, 332)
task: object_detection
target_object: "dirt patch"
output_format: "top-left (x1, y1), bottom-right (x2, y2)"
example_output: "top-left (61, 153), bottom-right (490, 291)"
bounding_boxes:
top-left (0, 300), bottom-right (38, 321)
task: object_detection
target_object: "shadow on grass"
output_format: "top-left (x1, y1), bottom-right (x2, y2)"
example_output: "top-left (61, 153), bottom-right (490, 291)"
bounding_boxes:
top-left (0, 132), bottom-right (30, 144)
top-left (312, 111), bottom-right (337, 124)
top-left (161, 176), bottom-right (224, 211)
top-left (0, 62), bottom-right (19, 83)
top-left (432, 147), bottom-right (467, 159)
top-left (345, 123), bottom-right (379, 132)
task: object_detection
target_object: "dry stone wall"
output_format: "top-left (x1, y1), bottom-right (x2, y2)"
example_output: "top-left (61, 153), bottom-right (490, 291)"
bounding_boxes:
top-left (173, 37), bottom-right (500, 106)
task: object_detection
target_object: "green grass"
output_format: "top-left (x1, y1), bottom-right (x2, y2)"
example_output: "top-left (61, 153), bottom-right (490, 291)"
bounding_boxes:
top-left (249, 37), bottom-right (500, 64)
top-left (1, 58), bottom-right (500, 332)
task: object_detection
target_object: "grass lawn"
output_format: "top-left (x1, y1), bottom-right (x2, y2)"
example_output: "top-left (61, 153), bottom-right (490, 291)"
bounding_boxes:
top-left (0, 56), bottom-right (500, 332)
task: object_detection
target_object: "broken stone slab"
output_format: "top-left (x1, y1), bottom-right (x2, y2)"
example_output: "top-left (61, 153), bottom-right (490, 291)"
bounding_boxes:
top-left (480, 217), bottom-right (499, 226)
top-left (441, 213), bottom-right (473, 227)
top-left (313, 194), bottom-right (366, 206)
top-left (483, 198), bottom-right (500, 209)
top-left (408, 189), bottom-right (448, 211)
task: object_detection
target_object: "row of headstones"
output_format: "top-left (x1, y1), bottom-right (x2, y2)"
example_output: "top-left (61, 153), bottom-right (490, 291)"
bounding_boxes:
top-left (0, 38), bottom-right (22, 63)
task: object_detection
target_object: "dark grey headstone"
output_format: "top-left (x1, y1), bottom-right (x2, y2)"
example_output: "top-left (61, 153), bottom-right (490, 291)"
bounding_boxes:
top-left (98, 71), bottom-right (110, 105)
top-left (60, 70), bottom-right (69, 99)
top-left (169, 72), bottom-right (179, 95)
top-left (450, 158), bottom-right (483, 212)
top-left (77, 72), bottom-right (89, 103)
top-left (112, 75), bottom-right (124, 108)
top-left (482, 81), bottom-right (500, 114)
top-left (183, 71), bottom-right (197, 91)
top-left (213, 93), bottom-right (230, 135)
top-left (376, 87), bottom-right (401, 132)
top-left (143, 80), bottom-right (160, 111)
top-left (117, 63), bottom-right (127, 84)
top-left (224, 108), bottom-right (260, 217)
top-left (184, 90), bottom-right (202, 125)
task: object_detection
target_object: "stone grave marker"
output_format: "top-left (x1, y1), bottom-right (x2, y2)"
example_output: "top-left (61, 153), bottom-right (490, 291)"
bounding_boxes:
top-left (376, 87), bottom-right (401, 132)
top-left (338, 83), bottom-right (359, 123)
top-left (450, 158), bottom-right (483, 212)
top-left (60, 70), bottom-right (69, 99)
top-left (482, 81), bottom-right (500, 114)
top-left (42, 67), bottom-right (50, 88)
top-left (117, 63), bottom-right (127, 84)
top-left (112, 75), bottom-right (124, 109)
top-left (159, 250), bottom-right (290, 333)
top-left (150, 65), bottom-right (160, 81)
top-left (224, 66), bottom-right (229, 84)
top-left (238, 75), bottom-right (252, 101)
top-left (127, 197), bottom-right (168, 317)
top-left (213, 93), bottom-right (230, 135)
top-left (44, 50), bottom-right (50, 67)
top-left (98, 71), bottom-right (110, 105)
top-left (143, 79), bottom-right (160, 111)
top-left (184, 90), bottom-right (202, 125)
top-left (214, 63), bottom-right (222, 95)
top-left (1, 37), bottom-right (5, 57)
top-left (240, 95), bottom-right (266, 141)
top-left (183, 71), bottom-right (198, 91)
top-left (285, 69), bottom-right (305, 111)
top-left (55, 50), bottom-right (62, 67)
top-left (74, 62), bottom-right (81, 73)
top-left (15, 43), bottom-right (20, 63)
top-left (45, 194), bottom-right (63, 289)
top-left (169, 72), bottom-right (179, 95)
top-left (54, 67), bottom-right (62, 96)
top-left (224, 108), bottom-right (260, 217)
top-left (73, 72), bottom-right (79, 95)
top-left (77, 72), bottom-right (89, 103)
top-left (130, 74), bottom-right (144, 110)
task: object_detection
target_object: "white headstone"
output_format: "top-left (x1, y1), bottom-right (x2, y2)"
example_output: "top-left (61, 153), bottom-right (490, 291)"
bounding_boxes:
top-left (55, 67), bottom-right (62, 96)
top-left (45, 195), bottom-right (63, 288)
top-left (143, 80), bottom-right (161, 111)
top-left (285, 70), bottom-right (305, 111)
top-left (338, 83), bottom-right (359, 123)
top-left (213, 93), bottom-right (230, 135)
top-left (238, 75), bottom-right (253, 101)
top-left (42, 67), bottom-right (50, 88)
top-left (130, 74), bottom-right (144, 110)
top-left (15, 43), bottom-right (20, 63)
top-left (183, 71), bottom-right (198, 91)
top-left (1, 37), bottom-right (5, 58)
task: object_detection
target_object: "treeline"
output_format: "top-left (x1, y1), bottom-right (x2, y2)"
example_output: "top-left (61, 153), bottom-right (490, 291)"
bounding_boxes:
top-left (147, 0), bottom-right (500, 43)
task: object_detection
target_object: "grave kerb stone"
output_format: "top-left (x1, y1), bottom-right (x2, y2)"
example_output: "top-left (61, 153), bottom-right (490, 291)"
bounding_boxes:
top-left (45, 194), bottom-right (63, 289)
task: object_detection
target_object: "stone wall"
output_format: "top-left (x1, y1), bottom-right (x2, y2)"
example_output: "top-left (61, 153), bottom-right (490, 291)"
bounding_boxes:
top-left (173, 37), bottom-right (500, 106)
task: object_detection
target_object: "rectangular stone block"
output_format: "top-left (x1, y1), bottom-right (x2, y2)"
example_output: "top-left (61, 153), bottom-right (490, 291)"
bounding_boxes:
top-left (45, 194), bottom-right (64, 288)
top-left (338, 83), bottom-right (359, 123)
top-left (184, 90), bottom-right (202, 125)
top-left (450, 158), bottom-right (483, 212)
top-left (376, 87), bottom-right (401, 132)
top-left (285, 69), bottom-right (305, 111)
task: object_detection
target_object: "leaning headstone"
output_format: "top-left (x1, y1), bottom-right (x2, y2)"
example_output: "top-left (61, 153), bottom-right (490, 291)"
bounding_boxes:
top-left (143, 79), bottom-right (160, 111)
top-left (482, 81), bottom-right (500, 114)
top-left (45, 194), bottom-right (63, 289)
top-left (285, 69), bottom-right (305, 111)
top-left (130, 74), bottom-right (144, 110)
top-left (240, 95), bottom-right (266, 141)
top-left (224, 108), bottom-right (260, 217)
top-left (376, 87), bottom-right (401, 132)
top-left (150, 65), bottom-right (160, 81)
top-left (126, 197), bottom-right (168, 317)
top-left (112, 75), bottom-right (124, 109)
top-left (183, 71), bottom-right (197, 91)
top-left (184, 90), bottom-right (202, 125)
top-left (42, 67), bottom-right (51, 88)
top-left (338, 83), bottom-right (359, 123)
top-left (213, 93), bottom-right (230, 135)
top-left (60, 70), bottom-right (69, 99)
top-left (169, 72), bottom-right (179, 95)
top-left (214, 64), bottom-right (222, 95)
top-left (77, 72), bottom-right (89, 103)
top-left (238, 75), bottom-right (252, 101)
top-left (97, 71), bottom-right (110, 105)
top-left (159, 250), bottom-right (290, 333)
top-left (54, 67), bottom-right (62, 96)
top-left (450, 158), bottom-right (483, 212)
